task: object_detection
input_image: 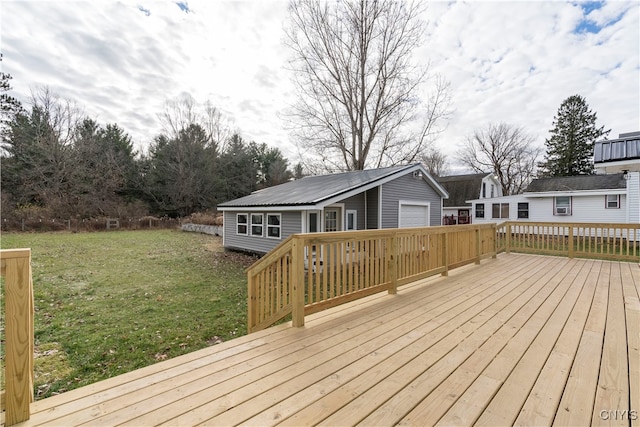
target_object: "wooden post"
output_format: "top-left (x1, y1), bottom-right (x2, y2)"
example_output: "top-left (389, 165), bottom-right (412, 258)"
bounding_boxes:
top-left (475, 228), bottom-right (481, 264)
top-left (247, 272), bottom-right (256, 333)
top-left (1, 249), bottom-right (34, 426)
top-left (568, 226), bottom-right (574, 259)
top-left (492, 224), bottom-right (498, 258)
top-left (291, 237), bottom-right (306, 327)
top-left (442, 231), bottom-right (449, 276)
top-left (388, 233), bottom-right (398, 295)
top-left (506, 222), bottom-right (512, 253)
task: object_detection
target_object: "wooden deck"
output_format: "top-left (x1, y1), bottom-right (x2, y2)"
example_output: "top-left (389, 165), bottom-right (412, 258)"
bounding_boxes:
top-left (16, 253), bottom-right (640, 426)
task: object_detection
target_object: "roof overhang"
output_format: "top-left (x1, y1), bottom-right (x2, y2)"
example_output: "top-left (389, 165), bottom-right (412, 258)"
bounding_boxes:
top-left (522, 189), bottom-right (626, 198)
top-left (219, 163), bottom-right (449, 211)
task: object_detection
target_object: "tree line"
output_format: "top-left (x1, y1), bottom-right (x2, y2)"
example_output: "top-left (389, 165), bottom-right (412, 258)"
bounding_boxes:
top-left (1, 86), bottom-right (298, 221)
top-left (1, 0), bottom-right (612, 223)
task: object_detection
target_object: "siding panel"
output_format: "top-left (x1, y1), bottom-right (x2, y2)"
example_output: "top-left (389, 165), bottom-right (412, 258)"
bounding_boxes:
top-left (341, 193), bottom-right (367, 230)
top-left (223, 211), bottom-right (302, 254)
top-left (366, 187), bottom-right (380, 229)
top-left (380, 174), bottom-right (442, 228)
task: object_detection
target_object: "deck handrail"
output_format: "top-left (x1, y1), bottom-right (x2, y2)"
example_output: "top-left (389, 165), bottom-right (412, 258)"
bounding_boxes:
top-left (1, 248), bottom-right (34, 426)
top-left (246, 223), bottom-right (498, 332)
top-left (502, 221), bottom-right (640, 261)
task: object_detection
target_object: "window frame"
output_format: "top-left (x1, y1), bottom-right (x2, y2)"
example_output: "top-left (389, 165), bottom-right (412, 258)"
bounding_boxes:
top-left (554, 196), bottom-right (572, 216)
top-left (346, 210), bottom-right (357, 231)
top-left (492, 203), bottom-right (509, 219)
top-left (517, 202), bottom-right (529, 219)
top-left (236, 213), bottom-right (248, 235)
top-left (250, 213), bottom-right (264, 237)
top-left (475, 203), bottom-right (485, 218)
top-left (266, 213), bottom-right (282, 239)
top-left (605, 194), bottom-right (620, 209)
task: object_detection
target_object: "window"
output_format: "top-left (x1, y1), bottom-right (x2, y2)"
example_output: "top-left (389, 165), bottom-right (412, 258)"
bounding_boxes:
top-left (250, 214), bottom-right (263, 236)
top-left (325, 209), bottom-right (339, 232)
top-left (554, 196), bottom-right (571, 215)
top-left (237, 214), bottom-right (248, 235)
top-left (482, 183), bottom-right (486, 198)
top-left (492, 203), bottom-right (509, 219)
top-left (490, 185), bottom-right (495, 198)
top-left (605, 195), bottom-right (620, 209)
top-left (346, 210), bottom-right (357, 231)
top-left (476, 203), bottom-right (485, 218)
top-left (517, 202), bottom-right (529, 219)
top-left (308, 212), bottom-right (319, 233)
top-left (266, 214), bottom-right (281, 238)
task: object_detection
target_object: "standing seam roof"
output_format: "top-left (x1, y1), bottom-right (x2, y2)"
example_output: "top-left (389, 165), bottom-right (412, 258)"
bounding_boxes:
top-left (218, 164), bottom-right (414, 207)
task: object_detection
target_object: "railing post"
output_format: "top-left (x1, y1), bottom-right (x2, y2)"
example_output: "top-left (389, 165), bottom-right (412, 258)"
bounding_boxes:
top-left (475, 228), bottom-right (481, 264)
top-left (247, 272), bottom-right (257, 333)
top-left (2, 249), bottom-right (34, 426)
top-left (568, 226), bottom-right (574, 259)
top-left (442, 231), bottom-right (449, 276)
top-left (492, 224), bottom-right (498, 258)
top-left (291, 236), bottom-right (306, 327)
top-left (388, 232), bottom-right (398, 294)
top-left (506, 222), bottom-right (512, 253)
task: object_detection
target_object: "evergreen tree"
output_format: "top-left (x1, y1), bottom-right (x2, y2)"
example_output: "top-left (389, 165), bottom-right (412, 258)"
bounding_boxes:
top-left (538, 95), bottom-right (609, 176)
top-left (1, 53), bottom-right (24, 137)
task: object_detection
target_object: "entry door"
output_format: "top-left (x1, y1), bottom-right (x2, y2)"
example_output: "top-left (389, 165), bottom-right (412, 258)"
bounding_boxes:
top-left (324, 207), bottom-right (341, 232)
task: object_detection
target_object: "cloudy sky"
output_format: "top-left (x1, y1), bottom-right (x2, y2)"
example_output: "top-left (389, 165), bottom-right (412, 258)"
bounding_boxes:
top-left (2, 0), bottom-right (638, 171)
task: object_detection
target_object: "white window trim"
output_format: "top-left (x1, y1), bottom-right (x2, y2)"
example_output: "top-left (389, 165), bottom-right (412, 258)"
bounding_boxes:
top-left (266, 213), bottom-right (282, 239)
top-left (250, 213), bottom-right (264, 237)
top-left (346, 210), bottom-right (358, 231)
top-left (554, 196), bottom-right (572, 216)
top-left (517, 202), bottom-right (529, 219)
top-left (605, 194), bottom-right (620, 209)
top-left (236, 213), bottom-right (248, 236)
top-left (492, 203), bottom-right (510, 219)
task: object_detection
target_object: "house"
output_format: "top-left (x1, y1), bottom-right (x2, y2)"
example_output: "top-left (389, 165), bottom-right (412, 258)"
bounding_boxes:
top-left (436, 173), bottom-right (502, 224)
top-left (467, 131), bottom-right (640, 224)
top-left (217, 163), bottom-right (448, 254)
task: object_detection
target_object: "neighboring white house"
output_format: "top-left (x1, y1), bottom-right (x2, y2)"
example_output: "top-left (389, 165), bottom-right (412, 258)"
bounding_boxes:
top-left (436, 173), bottom-right (502, 224)
top-left (467, 131), bottom-right (640, 224)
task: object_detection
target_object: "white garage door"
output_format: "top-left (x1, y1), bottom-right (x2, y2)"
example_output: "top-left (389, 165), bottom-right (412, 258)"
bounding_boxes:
top-left (399, 203), bottom-right (429, 228)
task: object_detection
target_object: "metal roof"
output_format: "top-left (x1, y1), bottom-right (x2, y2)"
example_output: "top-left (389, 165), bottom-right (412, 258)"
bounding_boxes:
top-left (218, 164), bottom-right (446, 208)
top-left (525, 173), bottom-right (626, 193)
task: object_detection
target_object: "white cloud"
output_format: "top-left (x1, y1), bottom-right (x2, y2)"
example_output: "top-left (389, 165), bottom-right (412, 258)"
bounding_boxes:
top-left (2, 0), bottom-right (638, 169)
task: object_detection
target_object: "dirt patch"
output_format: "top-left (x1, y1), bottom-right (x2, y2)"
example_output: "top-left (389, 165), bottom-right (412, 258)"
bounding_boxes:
top-left (34, 342), bottom-right (74, 398)
top-left (204, 236), bottom-right (260, 268)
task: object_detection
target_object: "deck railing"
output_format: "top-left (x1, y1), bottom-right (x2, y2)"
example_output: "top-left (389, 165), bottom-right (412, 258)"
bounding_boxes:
top-left (0, 249), bottom-right (34, 426)
top-left (246, 224), bottom-right (498, 333)
top-left (499, 221), bottom-right (640, 261)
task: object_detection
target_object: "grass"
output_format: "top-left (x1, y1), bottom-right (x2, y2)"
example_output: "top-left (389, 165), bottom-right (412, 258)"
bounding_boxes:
top-left (0, 229), bottom-right (257, 399)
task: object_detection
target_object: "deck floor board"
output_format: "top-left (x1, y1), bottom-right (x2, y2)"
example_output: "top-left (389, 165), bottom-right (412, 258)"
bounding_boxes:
top-left (14, 254), bottom-right (638, 427)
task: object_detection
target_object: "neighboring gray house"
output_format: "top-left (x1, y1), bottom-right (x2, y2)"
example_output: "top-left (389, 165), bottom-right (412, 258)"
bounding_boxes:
top-left (436, 173), bottom-right (502, 224)
top-left (218, 164), bottom-right (448, 254)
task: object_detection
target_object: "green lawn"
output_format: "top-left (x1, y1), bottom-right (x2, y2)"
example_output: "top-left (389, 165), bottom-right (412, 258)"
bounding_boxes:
top-left (1, 229), bottom-right (256, 399)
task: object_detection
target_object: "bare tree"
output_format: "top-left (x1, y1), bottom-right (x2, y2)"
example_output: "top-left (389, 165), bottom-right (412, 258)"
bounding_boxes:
top-left (420, 147), bottom-right (449, 177)
top-left (457, 123), bottom-right (541, 195)
top-left (285, 0), bottom-right (451, 171)
top-left (158, 94), bottom-right (234, 153)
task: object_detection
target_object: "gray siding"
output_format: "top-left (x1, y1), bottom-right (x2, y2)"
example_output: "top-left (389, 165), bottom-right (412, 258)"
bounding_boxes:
top-left (366, 187), bottom-right (379, 229)
top-left (380, 174), bottom-right (442, 228)
top-left (340, 193), bottom-right (367, 230)
top-left (223, 211), bottom-right (302, 254)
